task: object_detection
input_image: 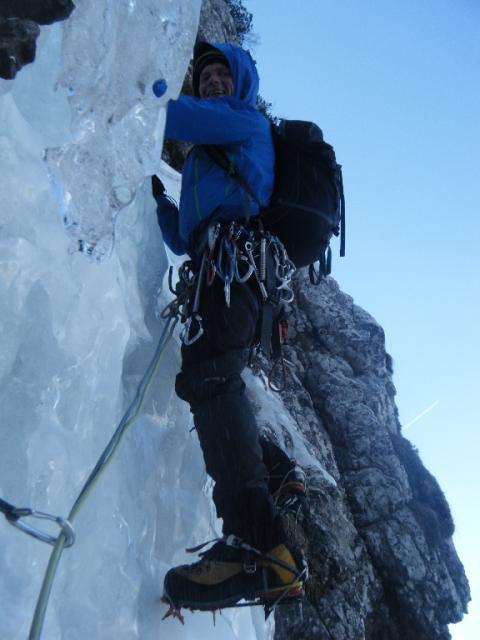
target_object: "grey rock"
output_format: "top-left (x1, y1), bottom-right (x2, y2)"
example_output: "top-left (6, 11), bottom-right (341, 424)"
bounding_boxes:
top-left (0, 0), bottom-right (75, 25)
top-left (267, 273), bottom-right (470, 639)
top-left (0, 17), bottom-right (39, 80)
top-left (0, 0), bottom-right (75, 79)
top-left (198, 0), bottom-right (238, 44)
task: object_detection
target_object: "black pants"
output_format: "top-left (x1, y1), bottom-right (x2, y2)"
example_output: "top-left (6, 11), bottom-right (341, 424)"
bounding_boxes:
top-left (175, 275), bottom-right (286, 552)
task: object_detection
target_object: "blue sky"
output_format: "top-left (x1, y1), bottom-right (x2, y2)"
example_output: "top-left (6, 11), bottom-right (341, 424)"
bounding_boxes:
top-left (243, 1), bottom-right (480, 637)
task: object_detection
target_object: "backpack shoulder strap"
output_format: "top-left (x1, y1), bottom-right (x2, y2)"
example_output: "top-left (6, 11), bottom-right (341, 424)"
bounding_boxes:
top-left (202, 145), bottom-right (263, 209)
top-left (339, 169), bottom-right (346, 258)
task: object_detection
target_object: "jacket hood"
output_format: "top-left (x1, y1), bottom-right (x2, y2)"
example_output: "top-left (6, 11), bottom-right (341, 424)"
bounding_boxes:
top-left (196, 41), bottom-right (260, 108)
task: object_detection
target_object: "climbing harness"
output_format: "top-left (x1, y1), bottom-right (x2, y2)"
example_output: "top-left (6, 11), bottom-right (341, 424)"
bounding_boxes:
top-left (176, 220), bottom-right (296, 357)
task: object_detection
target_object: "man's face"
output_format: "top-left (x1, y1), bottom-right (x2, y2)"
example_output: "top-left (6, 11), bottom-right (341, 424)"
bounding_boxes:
top-left (198, 62), bottom-right (234, 98)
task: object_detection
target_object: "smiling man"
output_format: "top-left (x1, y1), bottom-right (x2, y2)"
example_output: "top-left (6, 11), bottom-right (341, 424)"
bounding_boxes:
top-left (152, 41), bottom-right (307, 614)
top-left (198, 60), bottom-right (234, 98)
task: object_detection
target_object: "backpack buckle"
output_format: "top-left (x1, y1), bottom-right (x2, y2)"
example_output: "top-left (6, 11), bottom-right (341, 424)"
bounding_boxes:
top-left (243, 553), bottom-right (257, 574)
top-left (244, 561), bottom-right (257, 574)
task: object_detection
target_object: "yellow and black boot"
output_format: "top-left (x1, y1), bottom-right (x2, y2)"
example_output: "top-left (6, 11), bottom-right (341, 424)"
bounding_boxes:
top-left (163, 536), bottom-right (307, 611)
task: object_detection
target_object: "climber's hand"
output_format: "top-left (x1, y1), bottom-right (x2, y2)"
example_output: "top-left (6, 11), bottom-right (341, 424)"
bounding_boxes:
top-left (151, 175), bottom-right (166, 199)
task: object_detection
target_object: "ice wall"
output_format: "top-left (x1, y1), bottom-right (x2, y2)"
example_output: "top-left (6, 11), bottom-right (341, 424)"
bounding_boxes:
top-left (0, 2), bottom-right (273, 639)
top-left (45, 0), bottom-right (199, 260)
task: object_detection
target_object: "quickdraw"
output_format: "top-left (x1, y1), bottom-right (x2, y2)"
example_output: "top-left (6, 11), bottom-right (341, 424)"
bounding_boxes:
top-left (0, 498), bottom-right (75, 548)
top-left (174, 221), bottom-right (296, 349)
top-left (180, 253), bottom-right (206, 345)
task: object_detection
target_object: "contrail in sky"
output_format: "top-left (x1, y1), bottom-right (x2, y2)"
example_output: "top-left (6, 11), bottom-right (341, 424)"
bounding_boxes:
top-left (404, 401), bottom-right (439, 429)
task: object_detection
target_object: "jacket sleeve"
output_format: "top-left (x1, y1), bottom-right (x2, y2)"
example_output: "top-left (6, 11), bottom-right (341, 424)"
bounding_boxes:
top-left (154, 193), bottom-right (188, 256)
top-left (165, 95), bottom-right (264, 144)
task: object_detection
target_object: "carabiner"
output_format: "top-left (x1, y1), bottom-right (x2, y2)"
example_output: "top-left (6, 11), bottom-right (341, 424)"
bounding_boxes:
top-left (208, 223), bottom-right (221, 252)
top-left (8, 508), bottom-right (76, 548)
top-left (180, 313), bottom-right (204, 346)
top-left (160, 298), bottom-right (179, 319)
top-left (216, 236), bottom-right (237, 283)
top-left (235, 255), bottom-right (254, 283)
top-left (276, 280), bottom-right (295, 303)
top-left (274, 254), bottom-right (296, 282)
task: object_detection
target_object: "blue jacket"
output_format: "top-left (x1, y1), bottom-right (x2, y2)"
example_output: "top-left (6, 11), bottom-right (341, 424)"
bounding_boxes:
top-left (155, 42), bottom-right (275, 256)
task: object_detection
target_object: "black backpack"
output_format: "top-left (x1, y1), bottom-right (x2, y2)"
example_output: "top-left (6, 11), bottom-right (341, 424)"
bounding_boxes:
top-left (205, 119), bottom-right (345, 283)
top-left (265, 120), bottom-right (345, 282)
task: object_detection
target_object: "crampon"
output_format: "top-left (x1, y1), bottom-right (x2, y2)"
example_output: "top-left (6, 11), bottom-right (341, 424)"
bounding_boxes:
top-left (161, 578), bottom-right (304, 624)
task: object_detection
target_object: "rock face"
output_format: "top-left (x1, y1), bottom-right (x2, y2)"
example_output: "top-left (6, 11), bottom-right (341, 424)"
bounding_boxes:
top-left (266, 274), bottom-right (470, 639)
top-left (198, 0), bottom-right (238, 43)
top-left (0, 0), bottom-right (75, 79)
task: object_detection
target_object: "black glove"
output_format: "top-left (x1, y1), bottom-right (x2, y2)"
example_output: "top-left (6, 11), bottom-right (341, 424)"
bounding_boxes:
top-left (151, 175), bottom-right (166, 198)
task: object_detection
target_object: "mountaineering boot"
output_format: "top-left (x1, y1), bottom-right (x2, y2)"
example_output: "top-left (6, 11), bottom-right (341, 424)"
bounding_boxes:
top-left (259, 438), bottom-right (309, 551)
top-left (271, 459), bottom-right (307, 511)
top-left (273, 461), bottom-right (309, 553)
top-left (162, 536), bottom-right (307, 612)
top-left (260, 437), bottom-right (307, 515)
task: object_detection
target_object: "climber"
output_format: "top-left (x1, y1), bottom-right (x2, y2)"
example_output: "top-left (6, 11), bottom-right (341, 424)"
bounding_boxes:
top-left (152, 41), bottom-right (307, 612)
